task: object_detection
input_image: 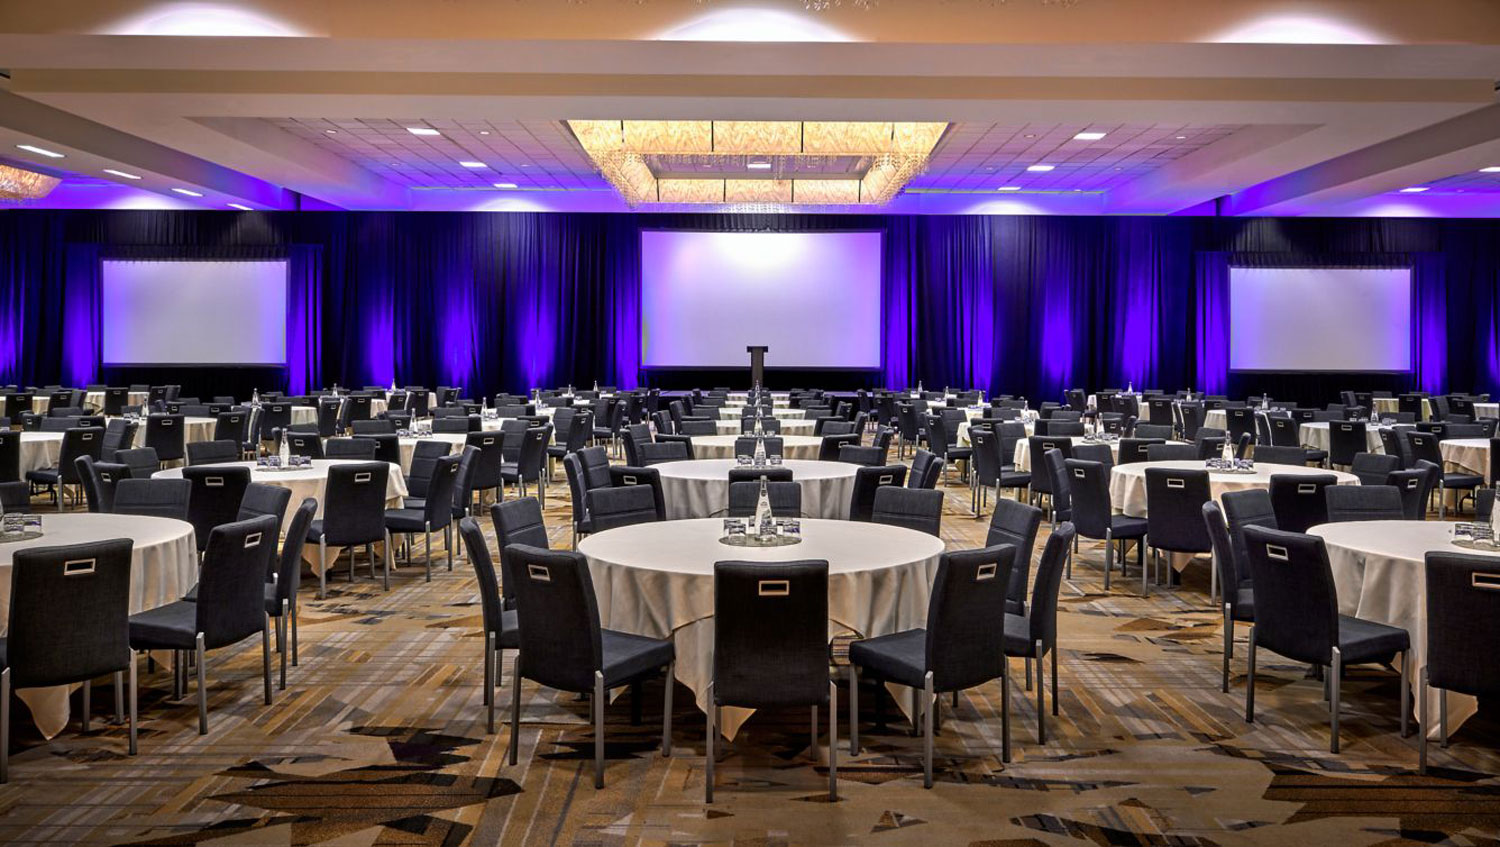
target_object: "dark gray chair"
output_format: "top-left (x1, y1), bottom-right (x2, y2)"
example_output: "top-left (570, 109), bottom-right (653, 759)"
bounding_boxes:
top-left (459, 516), bottom-right (519, 734)
top-left (402, 440), bottom-right (453, 510)
top-left (586, 483), bottom-right (660, 533)
top-left (75, 455), bottom-right (129, 514)
top-left (1267, 473), bottom-right (1339, 534)
top-left (1404, 431), bottom-right (1480, 518)
top-left (307, 462), bottom-right (394, 597)
top-left (1241, 526), bottom-right (1410, 753)
top-left (1350, 452), bottom-right (1402, 487)
top-left (1143, 467), bottom-right (1212, 596)
top-left (1327, 421), bottom-right (1367, 468)
top-left (1003, 523), bottom-right (1074, 744)
top-left (128, 516), bottom-right (277, 735)
top-left (1146, 443), bottom-right (1197, 462)
top-left (1066, 458), bottom-right (1145, 591)
top-left (504, 545), bottom-right (674, 788)
top-left (144, 415), bottom-right (186, 465)
top-left (325, 437), bottom-right (377, 460)
top-left (1323, 485), bottom-right (1405, 523)
top-left (849, 545), bottom-right (1015, 787)
top-left (500, 426), bottom-right (551, 506)
top-left (112, 478), bottom-right (191, 520)
top-left (727, 480), bottom-right (801, 518)
top-left (284, 431), bottom-right (324, 459)
top-left (114, 447), bottom-right (160, 480)
top-left (907, 449), bottom-right (944, 490)
top-left (1251, 445), bottom-right (1312, 466)
top-left (1389, 465), bottom-right (1438, 520)
top-left (849, 465), bottom-right (908, 522)
top-left (1, 538), bottom-right (136, 782)
top-left (1203, 501), bottom-right (1254, 693)
top-left (266, 498), bottom-right (316, 689)
top-left (186, 439), bottom-right (240, 466)
top-left (986, 498), bottom-right (1042, 616)
top-left (727, 466), bottom-right (793, 484)
top-left (385, 453), bottom-right (461, 581)
top-left (708, 560), bottom-right (835, 801)
top-left (1420, 552), bottom-right (1500, 772)
top-left (27, 427), bottom-right (104, 511)
top-left (871, 486), bottom-right (943, 536)
top-left (639, 440), bottom-right (693, 466)
top-left (182, 465), bottom-right (250, 554)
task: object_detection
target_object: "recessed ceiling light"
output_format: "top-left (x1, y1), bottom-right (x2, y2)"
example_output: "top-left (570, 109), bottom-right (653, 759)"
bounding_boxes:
top-left (1481, 166), bottom-right (1500, 173)
top-left (1175, 135), bottom-right (1187, 140)
top-left (16, 144), bottom-right (63, 158)
top-left (479, 130), bottom-right (491, 136)
top-left (493, 182), bottom-right (517, 189)
top-left (171, 187), bottom-right (203, 197)
top-left (324, 129), bottom-right (337, 135)
top-left (458, 161), bottom-right (487, 168)
top-left (1073, 131), bottom-right (1107, 141)
top-left (227, 203), bottom-right (252, 210)
top-left (1399, 186), bottom-right (1429, 193)
top-left (406, 127), bottom-right (441, 136)
top-left (1026, 164), bottom-right (1055, 172)
top-left (1023, 134), bottom-right (1036, 139)
top-left (102, 168), bottom-right (142, 180)
top-left (997, 186), bottom-right (1022, 191)
top-left (747, 161), bottom-right (772, 170)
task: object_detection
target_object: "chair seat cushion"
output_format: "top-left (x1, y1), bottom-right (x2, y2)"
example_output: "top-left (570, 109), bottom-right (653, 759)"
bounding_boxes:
top-left (1109, 514), bottom-right (1150, 538)
top-left (546, 445), bottom-right (568, 458)
top-left (848, 628), bottom-right (927, 688)
top-left (999, 471), bottom-right (1032, 489)
top-left (1303, 449), bottom-right (1329, 464)
top-left (128, 601), bottom-right (199, 650)
top-left (24, 468), bottom-right (59, 484)
top-left (1002, 613), bottom-right (1035, 656)
top-left (600, 628), bottom-right (674, 688)
top-left (403, 497), bottom-right (427, 510)
top-left (947, 447), bottom-right (973, 461)
top-left (1337, 614), bottom-right (1411, 665)
top-left (384, 508), bottom-right (435, 533)
top-left (1442, 473), bottom-right (1484, 489)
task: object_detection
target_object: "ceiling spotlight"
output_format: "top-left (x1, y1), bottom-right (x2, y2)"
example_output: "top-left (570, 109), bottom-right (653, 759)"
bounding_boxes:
top-left (1026, 164), bottom-right (1055, 172)
top-left (16, 144), bottom-right (63, 158)
top-left (1073, 131), bottom-right (1107, 141)
top-left (227, 203), bottom-right (252, 210)
top-left (493, 182), bottom-right (517, 189)
top-left (1481, 166), bottom-right (1500, 173)
top-left (171, 187), bottom-right (203, 197)
top-left (406, 127), bottom-right (441, 136)
top-left (1399, 186), bottom-right (1429, 193)
top-left (997, 186), bottom-right (1022, 191)
top-left (1175, 135), bottom-right (1187, 140)
top-left (479, 130), bottom-right (491, 136)
top-left (458, 161), bottom-right (487, 168)
top-left (1024, 134), bottom-right (1036, 139)
top-left (103, 169), bottom-right (142, 180)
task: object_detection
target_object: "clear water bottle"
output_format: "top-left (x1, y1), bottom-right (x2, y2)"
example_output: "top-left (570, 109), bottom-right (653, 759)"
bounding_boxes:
top-left (251, 388), bottom-right (260, 406)
top-left (1221, 438), bottom-right (1234, 465)
top-left (279, 435), bottom-right (290, 468)
top-left (754, 475), bottom-right (773, 537)
top-left (754, 435), bottom-right (767, 463)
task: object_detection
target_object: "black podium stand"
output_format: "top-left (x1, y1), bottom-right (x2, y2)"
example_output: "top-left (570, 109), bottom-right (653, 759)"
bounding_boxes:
top-left (747, 346), bottom-right (768, 388)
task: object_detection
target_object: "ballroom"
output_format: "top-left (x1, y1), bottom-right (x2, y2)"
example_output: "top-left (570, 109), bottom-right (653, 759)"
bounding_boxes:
top-left (0, 1), bottom-right (1499, 844)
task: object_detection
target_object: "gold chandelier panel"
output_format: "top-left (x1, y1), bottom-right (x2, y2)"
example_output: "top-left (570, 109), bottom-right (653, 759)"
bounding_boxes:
top-left (0, 164), bottom-right (61, 202)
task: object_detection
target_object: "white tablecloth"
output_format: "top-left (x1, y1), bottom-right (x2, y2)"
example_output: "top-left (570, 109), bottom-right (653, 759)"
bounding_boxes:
top-left (1299, 422), bottom-right (1386, 455)
top-left (1310, 520), bottom-right (1500, 738)
top-left (655, 459), bottom-right (858, 520)
top-left (723, 398), bottom-right (791, 409)
top-left (715, 407), bottom-right (805, 421)
top-left (1012, 436), bottom-right (1122, 472)
top-left (1374, 397), bottom-right (1432, 419)
top-left (1109, 460), bottom-right (1359, 518)
top-left (692, 434), bottom-right (823, 461)
top-left (83, 390), bottom-right (149, 411)
top-left (128, 416), bottom-right (219, 449)
top-left (19, 432), bottom-right (63, 474)
top-left (712, 419), bottom-right (816, 436)
top-left (580, 518), bottom-right (945, 737)
top-left (0, 513), bottom-right (197, 738)
top-left (396, 434), bottom-right (469, 473)
top-left (290, 407), bottom-right (318, 426)
top-left (1474, 403), bottom-right (1497, 420)
top-left (1440, 438), bottom-right (1491, 482)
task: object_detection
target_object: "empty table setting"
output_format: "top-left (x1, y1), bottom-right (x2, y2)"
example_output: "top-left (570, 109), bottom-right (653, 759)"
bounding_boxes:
top-left (654, 458), bottom-right (860, 519)
top-left (1110, 460), bottom-right (1360, 517)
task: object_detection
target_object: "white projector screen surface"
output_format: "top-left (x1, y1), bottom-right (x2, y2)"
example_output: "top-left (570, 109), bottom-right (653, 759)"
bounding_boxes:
top-left (102, 260), bottom-right (288, 366)
top-left (641, 231), bottom-right (882, 369)
top-left (1229, 267), bottom-right (1412, 372)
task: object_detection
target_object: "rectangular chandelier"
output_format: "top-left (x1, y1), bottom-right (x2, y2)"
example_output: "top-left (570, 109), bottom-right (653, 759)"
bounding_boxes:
top-left (567, 120), bottom-right (947, 207)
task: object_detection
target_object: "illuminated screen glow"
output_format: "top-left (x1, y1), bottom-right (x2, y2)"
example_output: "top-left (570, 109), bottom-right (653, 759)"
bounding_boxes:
top-left (640, 230), bottom-right (882, 369)
top-left (1229, 266), bottom-right (1412, 372)
top-left (102, 259), bottom-right (288, 366)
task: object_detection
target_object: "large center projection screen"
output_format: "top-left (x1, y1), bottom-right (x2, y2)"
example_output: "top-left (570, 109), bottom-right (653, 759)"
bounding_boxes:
top-left (641, 231), bottom-right (882, 369)
top-left (1229, 267), bottom-right (1412, 372)
top-left (102, 260), bottom-right (288, 366)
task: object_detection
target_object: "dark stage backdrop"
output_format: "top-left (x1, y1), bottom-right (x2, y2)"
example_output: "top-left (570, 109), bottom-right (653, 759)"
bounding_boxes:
top-left (1, 210), bottom-right (1496, 406)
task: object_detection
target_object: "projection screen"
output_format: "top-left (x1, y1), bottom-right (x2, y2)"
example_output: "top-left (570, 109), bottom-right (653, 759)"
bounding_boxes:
top-left (640, 230), bottom-right (882, 369)
top-left (1228, 266), bottom-right (1412, 372)
top-left (102, 259), bottom-right (288, 366)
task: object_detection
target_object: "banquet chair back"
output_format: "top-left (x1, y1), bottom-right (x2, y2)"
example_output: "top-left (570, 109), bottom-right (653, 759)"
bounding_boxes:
top-left (639, 440), bottom-right (692, 465)
top-left (1350, 452), bottom-right (1401, 487)
top-left (1264, 416), bottom-right (1299, 448)
top-left (45, 390), bottom-right (72, 414)
top-left (740, 416), bottom-right (780, 434)
top-left (1027, 438), bottom-right (1072, 499)
top-left (1148, 397), bottom-right (1175, 427)
top-left (1377, 428), bottom-right (1409, 466)
top-left (1179, 403), bottom-right (1206, 440)
top-left (186, 439), bottom-right (240, 466)
top-left (728, 480), bottom-right (801, 518)
top-left (819, 433), bottom-right (862, 463)
top-left (182, 465), bottom-right (250, 552)
top-left (986, 498), bottom-right (1042, 615)
top-left (1117, 437), bottom-right (1163, 465)
top-left (0, 431), bottom-right (18, 482)
top-left (352, 419), bottom-right (396, 436)
top-left (871, 486), bottom-right (943, 536)
top-left (2, 537), bottom-right (136, 781)
top-left (75, 456), bottom-right (128, 513)
top-left (1267, 473), bottom-right (1339, 534)
top-left (849, 464), bottom-right (908, 522)
top-left (404, 439), bottom-right (453, 501)
top-left (311, 462), bottom-right (393, 594)
top-left (354, 433), bottom-right (400, 465)
top-left (433, 415), bottom-right (478, 433)
top-left (1389, 466), bottom-right (1435, 521)
top-left (1421, 551), bottom-right (1500, 771)
top-left (448, 445), bottom-right (480, 520)
top-left (285, 431), bottom-right (324, 459)
top-left (101, 419), bottom-right (137, 461)
top-left (112, 478), bottom-right (190, 520)
top-left (1132, 424), bottom-right (1173, 441)
top-left (728, 466), bottom-right (792, 483)
top-left (1040, 421), bottom-right (1086, 437)
top-left (1327, 421), bottom-right (1367, 468)
top-left (3, 392), bottom-right (32, 420)
top-left (315, 398), bottom-right (341, 438)
top-left (1248, 445), bottom-right (1307, 466)
top-left (326, 437), bottom-right (377, 460)
top-left (680, 419), bottom-right (718, 437)
top-left (1144, 467), bottom-right (1212, 561)
top-left (710, 559), bottom-right (832, 801)
top-left (1042, 448), bottom-right (1072, 525)
top-left (1224, 408), bottom-right (1257, 443)
top-left (237, 483), bottom-right (292, 562)
top-left (907, 449), bottom-right (944, 489)
top-left (1324, 485), bottom-right (1405, 523)
top-left (385, 453), bottom-right (461, 579)
top-left (492, 496), bottom-right (547, 608)
top-left (838, 444), bottom-right (884, 466)
top-left (145, 415), bottom-right (186, 464)
top-left (267, 497), bottom-right (317, 683)
top-left (1203, 502), bottom-right (1255, 691)
top-left (1063, 458), bottom-right (1115, 541)
top-left (258, 403), bottom-right (292, 441)
top-left (733, 436), bottom-right (780, 458)
top-left (214, 412), bottom-right (249, 448)
top-left (586, 484), bottom-right (660, 532)
top-left (1003, 523), bottom-right (1075, 744)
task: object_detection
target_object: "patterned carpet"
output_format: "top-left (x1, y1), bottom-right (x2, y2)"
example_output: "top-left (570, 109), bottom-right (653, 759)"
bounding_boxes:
top-left (2, 456), bottom-right (1499, 846)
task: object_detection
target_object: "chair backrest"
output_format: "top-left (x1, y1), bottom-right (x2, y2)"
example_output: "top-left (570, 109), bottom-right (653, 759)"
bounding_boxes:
top-left (320, 462), bottom-right (391, 545)
top-left (727, 465), bottom-right (793, 484)
top-left (1250, 445), bottom-right (1307, 466)
top-left (195, 515), bottom-right (279, 648)
top-left (182, 465), bottom-right (251, 550)
top-left (1218, 488), bottom-right (1275, 586)
top-left (870, 486), bottom-right (943, 536)
top-left (1267, 473), bottom-right (1338, 534)
top-left (926, 544), bottom-right (1014, 691)
top-left (1349, 452), bottom-right (1401, 486)
top-left (849, 464), bottom-right (908, 522)
top-left (6, 538), bottom-right (134, 688)
top-left (75, 456), bottom-right (128, 513)
top-left (58, 427), bottom-right (105, 483)
top-left (112, 478), bottom-right (191, 519)
top-left (1028, 438), bottom-right (1072, 495)
top-left (1062, 458), bottom-right (1112, 539)
top-left (506, 545), bottom-right (603, 693)
top-left (907, 449), bottom-right (944, 489)
top-left (712, 560), bottom-right (830, 708)
top-left (0, 430), bottom-right (19, 482)
top-left (403, 439), bottom-right (452, 497)
top-left (1142, 443), bottom-right (1195, 462)
top-left (1324, 484), bottom-right (1405, 522)
top-left (1388, 465), bottom-right (1434, 520)
top-left (1403, 430), bottom-right (1443, 467)
top-left (186, 439), bottom-right (241, 466)
top-left (113, 446), bottom-right (160, 480)
top-left (237, 482), bottom-right (292, 561)
top-left (1202, 501), bottom-right (1250, 617)
top-left (1241, 526), bottom-right (1337, 665)
top-left (1024, 522), bottom-right (1075, 648)
top-left (101, 418), bottom-right (136, 458)
top-left (325, 437), bottom-right (378, 460)
top-left (214, 411), bottom-right (249, 445)
top-left (1326, 421), bottom-right (1366, 466)
top-left (491, 497), bottom-right (548, 608)
top-left (1425, 552), bottom-right (1500, 697)
top-left (420, 453), bottom-right (463, 526)
top-left (1144, 467), bottom-right (1212, 553)
top-left (586, 484), bottom-right (660, 532)
top-left (285, 431), bottom-right (324, 459)
top-left (459, 516), bottom-right (508, 639)
top-left (818, 432), bottom-right (861, 462)
top-left (984, 497), bottom-right (1041, 610)
top-left (270, 498), bottom-right (318, 605)
top-left (727, 480), bottom-right (801, 518)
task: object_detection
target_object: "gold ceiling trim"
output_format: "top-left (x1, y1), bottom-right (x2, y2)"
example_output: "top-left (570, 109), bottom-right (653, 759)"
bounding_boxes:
top-left (568, 119), bottom-right (947, 207)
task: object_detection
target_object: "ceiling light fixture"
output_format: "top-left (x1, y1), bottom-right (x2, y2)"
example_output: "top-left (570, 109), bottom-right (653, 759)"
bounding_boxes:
top-left (1399, 186), bottom-right (1429, 193)
top-left (493, 182), bottom-right (517, 189)
top-left (1481, 166), bottom-right (1500, 173)
top-left (324, 129), bottom-right (337, 135)
top-left (997, 186), bottom-right (1022, 191)
top-left (459, 161), bottom-right (487, 168)
top-left (1026, 164), bottom-right (1055, 172)
top-left (16, 144), bottom-right (64, 158)
top-left (406, 127), bottom-right (441, 137)
top-left (103, 169), bottom-right (142, 180)
top-left (227, 203), bottom-right (252, 210)
top-left (171, 187), bottom-right (203, 196)
top-left (747, 161), bottom-right (773, 170)
top-left (1073, 131), bottom-right (1107, 141)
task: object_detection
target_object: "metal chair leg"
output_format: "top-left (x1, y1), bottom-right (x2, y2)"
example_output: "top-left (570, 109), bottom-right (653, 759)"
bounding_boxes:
top-left (593, 671), bottom-right (606, 789)
top-left (1000, 656), bottom-right (1011, 762)
top-left (705, 682), bottom-right (715, 803)
top-left (318, 539), bottom-right (327, 599)
top-left (262, 616), bottom-right (273, 706)
top-left (485, 631), bottom-right (495, 733)
top-left (424, 528), bottom-right (433, 581)
top-left (508, 653), bottom-right (521, 766)
top-left (848, 664), bottom-right (859, 755)
top-left (1400, 649), bottom-right (1411, 738)
top-left (828, 680), bottom-right (838, 801)
top-left (196, 633), bottom-right (208, 735)
top-left (922, 671), bottom-right (934, 789)
top-left (1222, 604), bottom-right (1234, 693)
top-left (1419, 667), bottom-right (1429, 774)
top-left (1035, 641), bottom-right (1047, 744)
top-left (662, 661), bottom-right (673, 757)
top-left (1, 668), bottom-right (9, 783)
top-left (1245, 627), bottom-right (1257, 722)
top-left (81, 679), bottom-right (91, 733)
top-left (1330, 648), bottom-right (1342, 754)
top-left (1052, 642), bottom-right (1059, 716)
top-left (114, 671), bottom-right (124, 724)
top-left (127, 657), bottom-right (137, 756)
top-left (279, 599), bottom-right (290, 689)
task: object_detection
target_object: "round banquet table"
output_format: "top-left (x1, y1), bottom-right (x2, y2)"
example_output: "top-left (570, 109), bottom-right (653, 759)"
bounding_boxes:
top-left (19, 432), bottom-right (63, 474)
top-left (1309, 520), bottom-right (1500, 738)
top-left (712, 418), bottom-right (816, 436)
top-left (655, 458), bottom-right (859, 519)
top-left (1110, 460), bottom-right (1359, 518)
top-left (1298, 421), bottom-right (1387, 455)
top-left (716, 407), bottom-right (804, 421)
top-left (580, 518), bottom-right (945, 737)
top-left (1374, 396), bottom-right (1432, 419)
top-left (396, 433), bottom-right (469, 472)
top-left (83, 390), bottom-right (149, 411)
top-left (723, 398), bottom-right (790, 409)
top-left (1439, 438), bottom-right (1492, 483)
top-left (0, 513), bottom-right (197, 738)
top-left (692, 434), bottom-right (823, 461)
top-left (290, 406), bottom-right (319, 426)
top-left (1012, 435), bottom-right (1125, 472)
top-left (1475, 402), bottom-right (1498, 420)
top-left (128, 416), bottom-right (219, 449)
